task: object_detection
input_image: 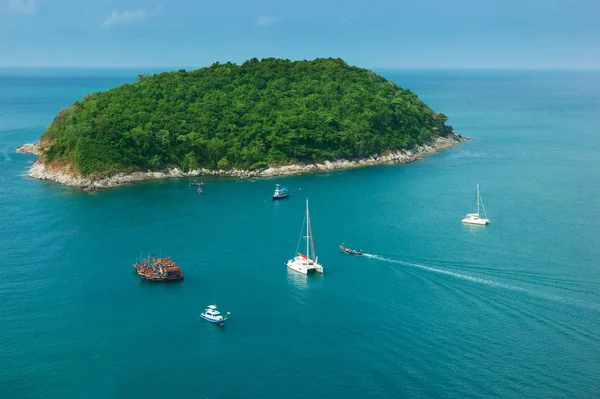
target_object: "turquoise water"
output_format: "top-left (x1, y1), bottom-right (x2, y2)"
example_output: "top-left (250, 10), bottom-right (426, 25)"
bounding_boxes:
top-left (1, 69), bottom-right (599, 398)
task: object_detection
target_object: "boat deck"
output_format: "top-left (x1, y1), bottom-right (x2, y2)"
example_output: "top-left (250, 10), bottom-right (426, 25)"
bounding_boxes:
top-left (287, 255), bottom-right (323, 274)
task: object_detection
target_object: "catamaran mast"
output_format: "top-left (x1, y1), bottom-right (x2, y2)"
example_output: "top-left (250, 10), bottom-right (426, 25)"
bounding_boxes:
top-left (306, 199), bottom-right (310, 260)
top-left (309, 210), bottom-right (316, 263)
top-left (479, 186), bottom-right (487, 218)
top-left (476, 184), bottom-right (480, 216)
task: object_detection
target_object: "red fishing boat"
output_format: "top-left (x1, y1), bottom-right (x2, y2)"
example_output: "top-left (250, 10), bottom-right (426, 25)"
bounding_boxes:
top-left (133, 255), bottom-right (184, 282)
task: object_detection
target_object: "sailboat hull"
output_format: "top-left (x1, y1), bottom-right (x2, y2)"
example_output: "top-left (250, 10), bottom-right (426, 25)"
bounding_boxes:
top-left (286, 256), bottom-right (323, 274)
top-left (462, 216), bottom-right (490, 225)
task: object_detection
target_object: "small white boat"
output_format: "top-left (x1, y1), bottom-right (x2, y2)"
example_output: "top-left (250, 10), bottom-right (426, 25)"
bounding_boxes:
top-left (200, 304), bottom-right (227, 325)
top-left (462, 184), bottom-right (490, 225)
top-left (286, 199), bottom-right (324, 274)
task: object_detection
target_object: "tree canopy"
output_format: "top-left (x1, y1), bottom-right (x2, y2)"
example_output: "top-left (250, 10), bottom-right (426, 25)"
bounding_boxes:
top-left (41, 57), bottom-right (453, 178)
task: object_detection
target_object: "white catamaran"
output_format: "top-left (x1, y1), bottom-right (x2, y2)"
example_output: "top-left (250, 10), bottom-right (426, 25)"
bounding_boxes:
top-left (462, 184), bottom-right (490, 225)
top-left (286, 199), bottom-right (324, 274)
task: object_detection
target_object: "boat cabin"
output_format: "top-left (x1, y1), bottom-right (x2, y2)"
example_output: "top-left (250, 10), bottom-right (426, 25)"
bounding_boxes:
top-left (158, 265), bottom-right (183, 278)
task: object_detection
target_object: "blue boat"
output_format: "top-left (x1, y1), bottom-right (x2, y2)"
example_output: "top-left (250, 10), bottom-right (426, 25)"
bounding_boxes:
top-left (272, 184), bottom-right (289, 200)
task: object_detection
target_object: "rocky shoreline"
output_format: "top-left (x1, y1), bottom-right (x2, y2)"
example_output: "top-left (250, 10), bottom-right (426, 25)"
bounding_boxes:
top-left (19, 133), bottom-right (467, 191)
top-left (16, 142), bottom-right (42, 156)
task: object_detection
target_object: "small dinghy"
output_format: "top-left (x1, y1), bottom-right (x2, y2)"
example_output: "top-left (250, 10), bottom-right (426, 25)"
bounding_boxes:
top-left (339, 242), bottom-right (363, 256)
top-left (200, 304), bottom-right (227, 326)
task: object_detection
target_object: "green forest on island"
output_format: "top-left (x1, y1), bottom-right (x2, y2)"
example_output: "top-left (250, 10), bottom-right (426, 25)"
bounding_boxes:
top-left (41, 58), bottom-right (454, 177)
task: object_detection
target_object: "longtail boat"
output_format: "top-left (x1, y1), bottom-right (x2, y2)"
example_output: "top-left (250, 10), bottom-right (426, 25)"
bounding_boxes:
top-left (133, 255), bottom-right (184, 282)
top-left (339, 242), bottom-right (363, 256)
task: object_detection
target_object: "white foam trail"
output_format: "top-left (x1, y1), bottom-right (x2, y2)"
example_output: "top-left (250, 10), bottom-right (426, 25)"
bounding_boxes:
top-left (363, 254), bottom-right (600, 311)
top-left (1, 147), bottom-right (12, 162)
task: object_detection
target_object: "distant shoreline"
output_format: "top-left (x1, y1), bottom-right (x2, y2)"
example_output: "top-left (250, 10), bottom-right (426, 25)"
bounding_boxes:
top-left (17, 133), bottom-right (467, 191)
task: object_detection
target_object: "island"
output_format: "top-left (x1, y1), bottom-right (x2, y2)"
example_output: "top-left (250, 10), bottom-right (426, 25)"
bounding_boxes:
top-left (18, 58), bottom-right (467, 190)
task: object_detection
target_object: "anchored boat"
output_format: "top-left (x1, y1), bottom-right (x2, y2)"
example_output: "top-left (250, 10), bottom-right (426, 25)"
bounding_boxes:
top-left (462, 184), bottom-right (490, 225)
top-left (286, 199), bottom-right (323, 274)
top-left (200, 304), bottom-right (227, 325)
top-left (272, 184), bottom-right (289, 200)
top-left (133, 255), bottom-right (184, 282)
top-left (339, 242), bottom-right (363, 255)
top-left (189, 180), bottom-right (205, 187)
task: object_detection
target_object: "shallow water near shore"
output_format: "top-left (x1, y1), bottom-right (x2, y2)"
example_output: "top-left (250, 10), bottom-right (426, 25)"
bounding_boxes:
top-left (1, 69), bottom-right (600, 398)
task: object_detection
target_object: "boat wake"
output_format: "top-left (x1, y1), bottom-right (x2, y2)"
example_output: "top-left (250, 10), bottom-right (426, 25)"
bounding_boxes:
top-left (0, 146), bottom-right (13, 163)
top-left (363, 254), bottom-right (600, 311)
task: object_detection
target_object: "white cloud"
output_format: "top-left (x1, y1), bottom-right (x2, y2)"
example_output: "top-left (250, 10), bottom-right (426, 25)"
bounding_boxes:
top-left (101, 6), bottom-right (162, 28)
top-left (9, 0), bottom-right (37, 15)
top-left (256, 15), bottom-right (282, 27)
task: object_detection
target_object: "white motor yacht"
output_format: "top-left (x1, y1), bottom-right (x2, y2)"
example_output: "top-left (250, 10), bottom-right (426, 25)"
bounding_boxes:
top-left (200, 304), bottom-right (227, 325)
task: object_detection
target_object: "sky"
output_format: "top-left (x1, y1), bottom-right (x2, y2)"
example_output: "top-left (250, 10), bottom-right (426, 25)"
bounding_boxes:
top-left (0, 0), bottom-right (598, 69)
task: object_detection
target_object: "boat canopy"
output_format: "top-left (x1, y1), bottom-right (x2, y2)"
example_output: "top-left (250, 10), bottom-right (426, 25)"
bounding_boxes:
top-left (207, 305), bottom-right (217, 309)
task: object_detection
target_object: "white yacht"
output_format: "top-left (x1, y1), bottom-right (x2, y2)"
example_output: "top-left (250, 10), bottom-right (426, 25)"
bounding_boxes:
top-left (200, 304), bottom-right (227, 325)
top-left (462, 184), bottom-right (490, 225)
top-left (286, 199), bottom-right (324, 275)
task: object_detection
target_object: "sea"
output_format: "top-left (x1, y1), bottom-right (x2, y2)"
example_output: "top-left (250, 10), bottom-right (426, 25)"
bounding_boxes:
top-left (1, 68), bottom-right (599, 399)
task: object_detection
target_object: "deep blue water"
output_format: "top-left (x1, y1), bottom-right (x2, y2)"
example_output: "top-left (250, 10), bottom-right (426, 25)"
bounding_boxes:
top-left (1, 68), bottom-right (599, 398)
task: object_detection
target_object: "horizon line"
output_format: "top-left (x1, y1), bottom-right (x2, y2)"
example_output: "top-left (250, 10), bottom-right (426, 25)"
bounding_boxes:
top-left (1, 65), bottom-right (599, 72)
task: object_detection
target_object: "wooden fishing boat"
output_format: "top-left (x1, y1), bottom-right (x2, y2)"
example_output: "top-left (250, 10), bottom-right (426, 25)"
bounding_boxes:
top-left (339, 242), bottom-right (363, 256)
top-left (133, 255), bottom-right (184, 282)
top-left (189, 180), bottom-right (206, 187)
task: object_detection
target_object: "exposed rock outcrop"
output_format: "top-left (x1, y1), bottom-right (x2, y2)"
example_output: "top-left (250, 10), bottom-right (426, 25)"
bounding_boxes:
top-left (16, 143), bottom-right (42, 155)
